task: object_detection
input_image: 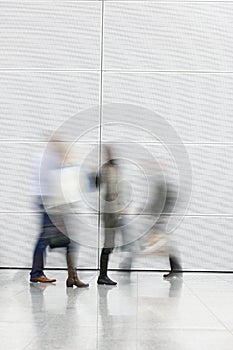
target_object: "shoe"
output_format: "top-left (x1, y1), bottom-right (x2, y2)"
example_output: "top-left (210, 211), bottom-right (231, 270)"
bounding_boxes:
top-left (97, 275), bottom-right (117, 285)
top-left (30, 275), bottom-right (56, 283)
top-left (163, 272), bottom-right (182, 280)
top-left (66, 278), bottom-right (89, 288)
top-left (66, 252), bottom-right (89, 288)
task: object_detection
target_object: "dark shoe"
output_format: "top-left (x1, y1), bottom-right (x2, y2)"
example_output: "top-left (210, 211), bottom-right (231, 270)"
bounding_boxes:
top-left (97, 275), bottom-right (117, 285)
top-left (163, 272), bottom-right (182, 280)
top-left (66, 278), bottom-right (89, 288)
top-left (30, 275), bottom-right (56, 283)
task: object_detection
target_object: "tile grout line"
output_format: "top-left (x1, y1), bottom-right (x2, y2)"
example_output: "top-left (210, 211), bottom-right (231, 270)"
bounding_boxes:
top-left (97, 0), bottom-right (105, 272)
top-left (96, 283), bottom-right (100, 350)
top-left (185, 281), bottom-right (233, 335)
top-left (136, 271), bottom-right (139, 350)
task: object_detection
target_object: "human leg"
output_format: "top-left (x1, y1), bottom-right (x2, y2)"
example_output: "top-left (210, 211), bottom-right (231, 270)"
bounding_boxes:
top-left (30, 211), bottom-right (56, 283)
top-left (97, 247), bottom-right (117, 285)
top-left (163, 254), bottom-right (183, 279)
top-left (97, 214), bottom-right (117, 285)
top-left (66, 241), bottom-right (89, 288)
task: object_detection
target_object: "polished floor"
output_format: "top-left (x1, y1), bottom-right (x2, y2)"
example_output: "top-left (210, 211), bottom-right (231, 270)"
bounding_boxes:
top-left (1, 270), bottom-right (233, 349)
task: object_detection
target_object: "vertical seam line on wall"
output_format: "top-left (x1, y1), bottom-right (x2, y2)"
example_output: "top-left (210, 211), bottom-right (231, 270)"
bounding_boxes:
top-left (97, 0), bottom-right (105, 270)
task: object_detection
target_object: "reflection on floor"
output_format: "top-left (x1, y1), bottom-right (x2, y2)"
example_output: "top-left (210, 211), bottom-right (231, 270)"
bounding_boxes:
top-left (1, 270), bottom-right (233, 349)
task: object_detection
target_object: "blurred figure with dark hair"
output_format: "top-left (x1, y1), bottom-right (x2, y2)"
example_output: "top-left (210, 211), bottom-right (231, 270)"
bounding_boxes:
top-left (97, 146), bottom-right (121, 285)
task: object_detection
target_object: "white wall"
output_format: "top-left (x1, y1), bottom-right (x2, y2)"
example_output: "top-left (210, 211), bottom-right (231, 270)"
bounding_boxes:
top-left (0, 1), bottom-right (232, 270)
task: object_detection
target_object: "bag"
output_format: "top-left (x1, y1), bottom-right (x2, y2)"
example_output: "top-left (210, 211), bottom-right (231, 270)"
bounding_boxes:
top-left (140, 229), bottom-right (168, 256)
top-left (49, 232), bottom-right (70, 248)
top-left (45, 222), bottom-right (70, 249)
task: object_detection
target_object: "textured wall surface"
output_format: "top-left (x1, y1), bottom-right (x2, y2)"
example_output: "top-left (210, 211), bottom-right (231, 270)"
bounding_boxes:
top-left (0, 1), bottom-right (232, 270)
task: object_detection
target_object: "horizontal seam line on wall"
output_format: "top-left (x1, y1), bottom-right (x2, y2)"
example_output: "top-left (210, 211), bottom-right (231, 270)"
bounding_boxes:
top-left (0, 69), bottom-right (100, 72)
top-left (0, 140), bottom-right (100, 143)
top-left (2, 70), bottom-right (233, 74)
top-left (1, 1), bottom-right (233, 4)
top-left (1, 141), bottom-right (233, 145)
top-left (2, 0), bottom-right (233, 2)
top-left (1, 212), bottom-right (233, 216)
top-left (0, 1), bottom-right (102, 2)
top-left (105, 1), bottom-right (233, 2)
top-left (103, 70), bottom-right (233, 74)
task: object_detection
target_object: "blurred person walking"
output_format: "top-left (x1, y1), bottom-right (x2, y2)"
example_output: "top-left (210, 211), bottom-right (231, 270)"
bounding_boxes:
top-left (158, 181), bottom-right (182, 280)
top-left (30, 138), bottom-right (88, 287)
top-left (97, 146), bottom-right (121, 285)
top-left (143, 170), bottom-right (183, 280)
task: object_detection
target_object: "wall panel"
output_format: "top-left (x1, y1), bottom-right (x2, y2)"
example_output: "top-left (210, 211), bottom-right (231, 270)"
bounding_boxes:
top-left (0, 1), bottom-right (232, 271)
top-left (104, 2), bottom-right (233, 71)
top-left (0, 2), bottom-right (101, 69)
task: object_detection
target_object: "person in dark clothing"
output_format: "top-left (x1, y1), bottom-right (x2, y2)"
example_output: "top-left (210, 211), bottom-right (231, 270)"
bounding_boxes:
top-left (97, 147), bottom-right (121, 285)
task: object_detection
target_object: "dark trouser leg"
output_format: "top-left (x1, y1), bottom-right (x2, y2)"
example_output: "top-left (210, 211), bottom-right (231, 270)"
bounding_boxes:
top-left (169, 254), bottom-right (182, 273)
top-left (163, 248), bottom-right (183, 279)
top-left (98, 247), bottom-right (116, 285)
top-left (30, 211), bottom-right (51, 278)
top-left (99, 248), bottom-right (112, 277)
top-left (101, 214), bottom-right (116, 276)
top-left (163, 254), bottom-right (183, 280)
top-left (97, 214), bottom-right (117, 285)
top-left (30, 238), bottom-right (48, 278)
